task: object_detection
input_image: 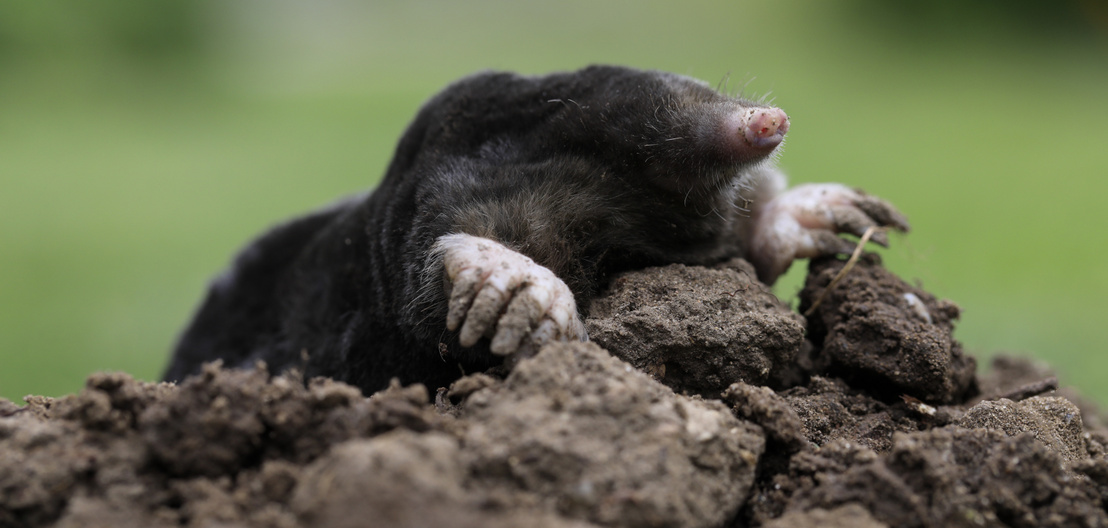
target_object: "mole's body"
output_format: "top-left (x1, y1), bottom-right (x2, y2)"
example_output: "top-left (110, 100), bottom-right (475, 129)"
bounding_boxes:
top-left (164, 66), bottom-right (907, 393)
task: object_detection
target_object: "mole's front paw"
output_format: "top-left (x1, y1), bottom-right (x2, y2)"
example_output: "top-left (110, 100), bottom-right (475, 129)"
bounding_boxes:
top-left (750, 184), bottom-right (909, 284)
top-left (434, 233), bottom-right (586, 356)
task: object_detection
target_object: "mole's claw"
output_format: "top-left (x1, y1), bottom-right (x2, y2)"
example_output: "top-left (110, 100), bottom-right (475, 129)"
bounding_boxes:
top-left (869, 229), bottom-right (890, 247)
top-left (748, 183), bottom-right (909, 284)
top-left (445, 267), bottom-right (480, 332)
top-left (490, 285), bottom-right (547, 354)
top-left (434, 233), bottom-right (583, 357)
top-left (459, 281), bottom-right (511, 347)
top-left (827, 204), bottom-right (881, 240)
top-left (854, 192), bottom-right (910, 233)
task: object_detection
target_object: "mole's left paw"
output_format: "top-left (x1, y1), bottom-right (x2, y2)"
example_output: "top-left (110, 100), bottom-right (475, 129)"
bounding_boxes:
top-left (749, 183), bottom-right (909, 284)
top-left (435, 233), bottom-right (587, 356)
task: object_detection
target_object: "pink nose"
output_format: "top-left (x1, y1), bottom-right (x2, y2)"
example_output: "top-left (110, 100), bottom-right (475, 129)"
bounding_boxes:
top-left (742, 107), bottom-right (789, 148)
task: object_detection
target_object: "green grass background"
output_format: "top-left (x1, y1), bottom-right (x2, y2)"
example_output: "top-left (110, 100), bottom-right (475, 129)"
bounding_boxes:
top-left (1, 0), bottom-right (1106, 403)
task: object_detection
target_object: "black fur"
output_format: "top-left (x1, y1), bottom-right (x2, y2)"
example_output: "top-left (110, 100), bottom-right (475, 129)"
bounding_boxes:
top-left (164, 65), bottom-right (780, 393)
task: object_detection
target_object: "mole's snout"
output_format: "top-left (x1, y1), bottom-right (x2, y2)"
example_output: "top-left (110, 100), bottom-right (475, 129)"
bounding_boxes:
top-left (740, 107), bottom-right (789, 149)
top-left (718, 106), bottom-right (789, 163)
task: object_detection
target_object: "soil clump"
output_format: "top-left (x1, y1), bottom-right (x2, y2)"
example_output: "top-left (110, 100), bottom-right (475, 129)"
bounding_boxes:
top-left (3, 254), bottom-right (1106, 527)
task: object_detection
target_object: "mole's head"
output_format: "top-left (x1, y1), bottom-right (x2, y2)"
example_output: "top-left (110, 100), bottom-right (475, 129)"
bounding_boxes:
top-left (404, 66), bottom-right (788, 196)
top-left (528, 66), bottom-right (790, 195)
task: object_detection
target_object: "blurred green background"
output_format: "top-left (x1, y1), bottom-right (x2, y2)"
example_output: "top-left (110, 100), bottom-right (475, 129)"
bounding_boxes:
top-left (1, 0), bottom-right (1106, 403)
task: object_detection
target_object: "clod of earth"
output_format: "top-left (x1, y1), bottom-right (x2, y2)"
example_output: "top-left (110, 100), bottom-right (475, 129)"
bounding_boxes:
top-left (586, 258), bottom-right (804, 396)
top-left (2, 255), bottom-right (1107, 528)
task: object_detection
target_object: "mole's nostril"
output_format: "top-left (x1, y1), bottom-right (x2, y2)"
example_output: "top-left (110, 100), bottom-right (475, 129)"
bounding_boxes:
top-left (720, 107), bottom-right (789, 161)
top-left (742, 108), bottom-right (788, 148)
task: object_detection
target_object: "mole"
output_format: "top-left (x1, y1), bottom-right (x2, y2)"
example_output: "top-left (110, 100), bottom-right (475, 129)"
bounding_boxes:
top-left (163, 65), bottom-right (909, 394)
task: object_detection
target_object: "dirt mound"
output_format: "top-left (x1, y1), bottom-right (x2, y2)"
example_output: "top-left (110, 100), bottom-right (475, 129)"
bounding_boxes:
top-left (3, 255), bottom-right (1107, 527)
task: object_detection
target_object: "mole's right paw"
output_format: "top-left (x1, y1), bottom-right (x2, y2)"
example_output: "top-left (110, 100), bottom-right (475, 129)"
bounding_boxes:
top-left (434, 233), bottom-right (587, 356)
top-left (749, 184), bottom-right (910, 284)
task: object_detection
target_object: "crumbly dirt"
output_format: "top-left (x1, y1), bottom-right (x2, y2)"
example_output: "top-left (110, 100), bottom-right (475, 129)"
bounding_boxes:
top-left (800, 253), bottom-right (977, 404)
top-left (587, 259), bottom-right (805, 396)
top-left (3, 254), bottom-right (1107, 528)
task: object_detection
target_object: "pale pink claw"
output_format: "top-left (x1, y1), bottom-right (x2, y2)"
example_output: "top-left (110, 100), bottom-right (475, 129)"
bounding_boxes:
top-left (749, 183), bottom-right (909, 284)
top-left (435, 233), bottom-right (587, 356)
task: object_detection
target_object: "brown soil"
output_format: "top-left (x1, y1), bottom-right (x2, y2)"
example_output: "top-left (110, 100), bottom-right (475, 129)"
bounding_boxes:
top-left (3, 254), bottom-right (1107, 528)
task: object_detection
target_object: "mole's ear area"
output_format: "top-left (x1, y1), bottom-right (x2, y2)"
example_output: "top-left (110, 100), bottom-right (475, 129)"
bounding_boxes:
top-left (716, 107), bottom-right (790, 164)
